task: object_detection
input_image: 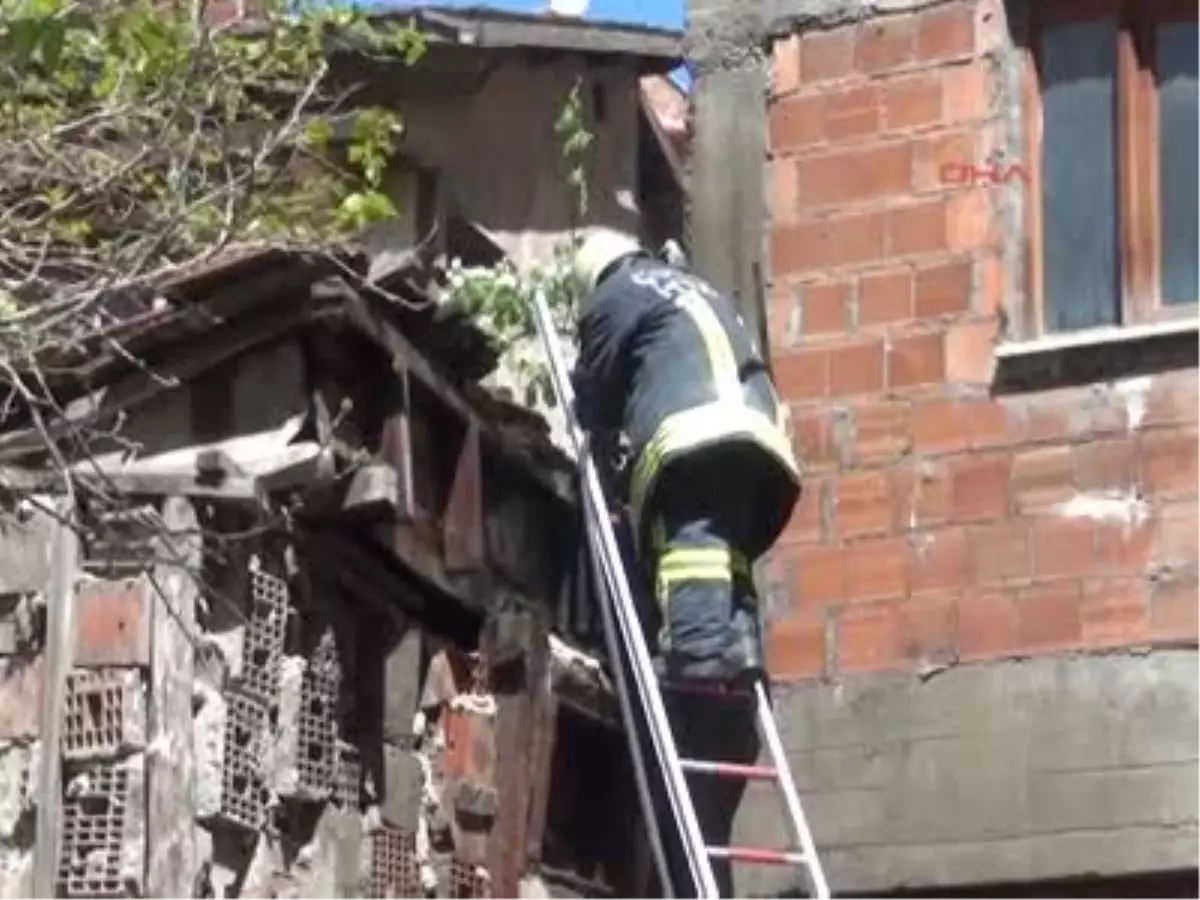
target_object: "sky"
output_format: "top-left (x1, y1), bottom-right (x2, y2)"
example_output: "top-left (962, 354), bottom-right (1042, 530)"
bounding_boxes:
top-left (555, 0), bottom-right (683, 29)
top-left (387, 0), bottom-right (685, 29)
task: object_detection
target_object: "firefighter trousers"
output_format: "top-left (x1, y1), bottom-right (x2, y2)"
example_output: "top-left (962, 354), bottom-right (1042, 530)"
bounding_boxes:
top-left (634, 447), bottom-right (778, 896)
top-left (647, 449), bottom-right (767, 683)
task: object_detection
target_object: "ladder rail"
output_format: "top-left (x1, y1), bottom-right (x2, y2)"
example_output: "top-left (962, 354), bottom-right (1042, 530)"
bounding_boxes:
top-left (753, 681), bottom-right (831, 899)
top-left (582, 517), bottom-right (675, 898)
top-left (528, 289), bottom-right (719, 898)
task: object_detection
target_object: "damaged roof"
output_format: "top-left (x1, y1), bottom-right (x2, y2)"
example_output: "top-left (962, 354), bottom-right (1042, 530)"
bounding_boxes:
top-left (204, 1), bottom-right (682, 70)
top-left (372, 5), bottom-right (683, 70)
top-left (1, 244), bottom-right (575, 489)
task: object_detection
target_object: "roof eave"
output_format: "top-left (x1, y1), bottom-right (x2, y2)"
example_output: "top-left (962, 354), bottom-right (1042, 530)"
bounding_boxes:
top-left (381, 7), bottom-right (683, 73)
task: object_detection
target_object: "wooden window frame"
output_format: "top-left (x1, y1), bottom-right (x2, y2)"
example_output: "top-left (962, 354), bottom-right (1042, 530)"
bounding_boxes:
top-left (1021, 0), bottom-right (1199, 340)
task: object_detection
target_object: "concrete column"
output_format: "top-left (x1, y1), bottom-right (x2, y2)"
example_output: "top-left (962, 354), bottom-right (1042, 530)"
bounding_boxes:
top-left (685, 0), bottom-right (771, 354)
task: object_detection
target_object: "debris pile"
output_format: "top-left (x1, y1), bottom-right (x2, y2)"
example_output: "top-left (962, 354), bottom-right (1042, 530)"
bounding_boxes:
top-left (0, 451), bottom-right (617, 899)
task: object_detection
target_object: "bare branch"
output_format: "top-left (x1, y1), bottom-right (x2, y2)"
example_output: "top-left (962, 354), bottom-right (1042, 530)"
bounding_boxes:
top-left (0, 0), bottom-right (428, 622)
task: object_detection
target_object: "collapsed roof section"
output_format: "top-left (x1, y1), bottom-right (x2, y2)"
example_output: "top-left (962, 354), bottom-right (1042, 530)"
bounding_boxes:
top-left (0, 243), bottom-right (651, 899)
top-left (0, 244), bottom-right (611, 651)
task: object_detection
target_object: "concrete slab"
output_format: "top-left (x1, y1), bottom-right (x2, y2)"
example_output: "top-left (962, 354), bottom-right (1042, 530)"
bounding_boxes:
top-left (732, 651), bottom-right (1199, 896)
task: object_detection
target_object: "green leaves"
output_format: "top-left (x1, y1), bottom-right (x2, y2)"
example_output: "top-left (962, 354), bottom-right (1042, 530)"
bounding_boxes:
top-left (0, 0), bottom-right (74, 67)
top-left (0, 288), bottom-right (21, 323)
top-left (335, 190), bottom-right (398, 232)
top-left (0, 0), bottom-right (425, 315)
top-left (347, 107), bottom-right (403, 188)
top-left (554, 77), bottom-right (594, 219)
top-left (304, 117), bottom-right (335, 150)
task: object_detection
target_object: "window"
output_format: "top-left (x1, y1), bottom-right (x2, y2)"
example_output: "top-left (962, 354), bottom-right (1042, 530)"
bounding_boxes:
top-left (1024, 0), bottom-right (1198, 337)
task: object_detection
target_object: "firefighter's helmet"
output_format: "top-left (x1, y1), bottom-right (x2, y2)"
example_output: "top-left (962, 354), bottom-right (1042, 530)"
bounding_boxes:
top-left (573, 227), bottom-right (642, 295)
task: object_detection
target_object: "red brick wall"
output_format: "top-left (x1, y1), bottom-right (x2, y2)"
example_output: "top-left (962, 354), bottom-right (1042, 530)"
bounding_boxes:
top-left (763, 0), bottom-right (1199, 681)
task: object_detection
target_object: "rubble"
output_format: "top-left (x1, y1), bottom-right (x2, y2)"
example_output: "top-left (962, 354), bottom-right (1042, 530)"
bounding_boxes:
top-left (388, 646), bottom-right (501, 896)
top-left (548, 634), bottom-right (604, 682)
top-left (0, 593), bottom-right (42, 657)
top-left (0, 681), bottom-right (40, 898)
top-left (547, 634), bottom-right (619, 725)
top-left (0, 496), bottom-right (599, 899)
top-left (203, 631), bottom-right (244, 686)
top-left (0, 156), bottom-right (654, 898)
top-left (271, 655), bottom-right (310, 801)
top-left (0, 658), bottom-right (43, 742)
top-left (194, 683), bottom-right (228, 820)
top-left (275, 630), bottom-right (346, 810)
top-left (0, 849), bottom-right (33, 900)
top-left (0, 741), bottom-right (38, 841)
top-left (518, 873), bottom-right (552, 898)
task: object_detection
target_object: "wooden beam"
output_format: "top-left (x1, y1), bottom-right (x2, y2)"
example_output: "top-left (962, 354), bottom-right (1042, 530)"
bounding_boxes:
top-left (1, 463), bottom-right (262, 504)
top-left (339, 292), bottom-right (477, 426)
top-left (31, 498), bottom-right (79, 898)
top-left (546, 635), bottom-right (619, 727)
top-left (255, 448), bottom-right (336, 494)
top-left (337, 291), bottom-right (576, 506)
top-left (83, 470), bottom-right (263, 502)
top-left (37, 253), bottom-right (331, 389)
top-left (0, 300), bottom-right (335, 462)
top-left (1, 442), bottom-right (336, 506)
top-left (341, 462), bottom-right (406, 519)
top-left (389, 519), bottom-right (484, 612)
top-left (443, 421), bottom-right (484, 574)
top-left (524, 664), bottom-right (559, 870)
top-left (639, 89), bottom-right (687, 195)
top-left (486, 601), bottom-right (552, 898)
top-left (302, 529), bottom-right (430, 623)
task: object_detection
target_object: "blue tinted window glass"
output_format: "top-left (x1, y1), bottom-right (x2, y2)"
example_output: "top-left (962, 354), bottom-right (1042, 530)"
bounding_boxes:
top-left (1157, 21), bottom-right (1199, 305)
top-left (1040, 19), bottom-right (1120, 332)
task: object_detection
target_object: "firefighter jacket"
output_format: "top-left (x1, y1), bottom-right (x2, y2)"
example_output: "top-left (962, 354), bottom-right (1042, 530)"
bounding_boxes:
top-left (571, 255), bottom-right (802, 562)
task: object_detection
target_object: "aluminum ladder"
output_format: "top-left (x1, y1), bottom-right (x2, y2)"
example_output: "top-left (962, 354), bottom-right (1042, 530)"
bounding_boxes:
top-left (528, 289), bottom-right (831, 900)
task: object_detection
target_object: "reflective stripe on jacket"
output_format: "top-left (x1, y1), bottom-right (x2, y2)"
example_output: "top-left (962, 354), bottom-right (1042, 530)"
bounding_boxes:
top-left (571, 256), bottom-right (802, 560)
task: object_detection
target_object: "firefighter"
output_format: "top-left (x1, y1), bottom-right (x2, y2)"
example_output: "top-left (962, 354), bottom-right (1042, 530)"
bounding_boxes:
top-left (570, 227), bottom-right (802, 686)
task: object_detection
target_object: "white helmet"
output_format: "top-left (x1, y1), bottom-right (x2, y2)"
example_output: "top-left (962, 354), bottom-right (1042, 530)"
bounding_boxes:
top-left (573, 227), bottom-right (642, 294)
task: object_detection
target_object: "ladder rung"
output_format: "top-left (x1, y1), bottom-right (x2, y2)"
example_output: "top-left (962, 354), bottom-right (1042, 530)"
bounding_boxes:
top-left (706, 846), bottom-right (808, 867)
top-left (680, 759), bottom-right (778, 781)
